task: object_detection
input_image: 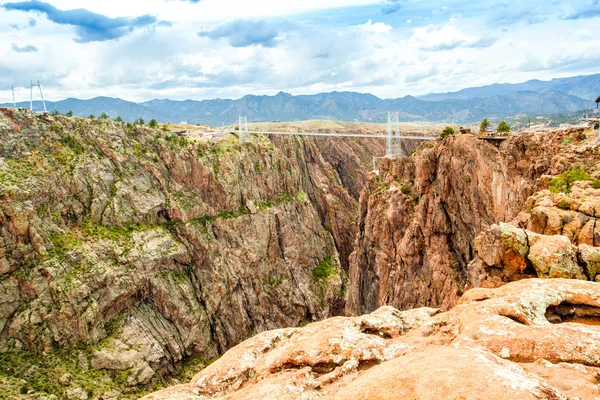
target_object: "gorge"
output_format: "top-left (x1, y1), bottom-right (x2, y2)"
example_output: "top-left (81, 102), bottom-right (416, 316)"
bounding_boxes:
top-left (1, 108), bottom-right (600, 399)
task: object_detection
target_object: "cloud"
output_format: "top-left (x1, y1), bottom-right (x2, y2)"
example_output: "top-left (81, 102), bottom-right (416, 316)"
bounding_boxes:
top-left (28, 17), bottom-right (36, 26)
top-left (381, 0), bottom-right (406, 15)
top-left (563, 0), bottom-right (600, 19)
top-left (11, 43), bottom-right (38, 53)
top-left (1, 0), bottom-right (166, 42)
top-left (410, 25), bottom-right (497, 51)
top-left (354, 20), bottom-right (392, 34)
top-left (198, 20), bottom-right (287, 47)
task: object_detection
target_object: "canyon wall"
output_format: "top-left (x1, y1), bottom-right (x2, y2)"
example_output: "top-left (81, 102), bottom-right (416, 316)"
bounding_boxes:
top-left (0, 109), bottom-right (379, 396)
top-left (347, 128), bottom-right (600, 314)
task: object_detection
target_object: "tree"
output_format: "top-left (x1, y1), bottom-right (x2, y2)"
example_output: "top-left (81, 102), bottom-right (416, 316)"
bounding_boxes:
top-left (88, 114), bottom-right (95, 119)
top-left (440, 126), bottom-right (456, 138)
top-left (50, 109), bottom-right (61, 116)
top-left (134, 117), bottom-right (145, 125)
top-left (114, 116), bottom-right (123, 122)
top-left (497, 120), bottom-right (511, 135)
top-left (99, 112), bottom-right (109, 120)
top-left (65, 110), bottom-right (73, 117)
top-left (148, 119), bottom-right (158, 128)
top-left (479, 118), bottom-right (490, 133)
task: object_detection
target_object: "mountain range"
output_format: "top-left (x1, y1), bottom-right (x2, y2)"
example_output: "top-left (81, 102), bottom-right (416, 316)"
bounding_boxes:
top-left (3, 74), bottom-right (599, 126)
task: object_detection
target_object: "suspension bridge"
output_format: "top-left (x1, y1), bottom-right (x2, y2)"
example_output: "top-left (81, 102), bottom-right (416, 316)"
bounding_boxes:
top-left (228, 112), bottom-right (437, 159)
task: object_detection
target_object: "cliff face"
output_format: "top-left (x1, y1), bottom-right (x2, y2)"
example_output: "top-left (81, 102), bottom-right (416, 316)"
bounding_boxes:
top-left (0, 109), bottom-right (377, 396)
top-left (347, 128), bottom-right (600, 314)
top-left (143, 278), bottom-right (600, 400)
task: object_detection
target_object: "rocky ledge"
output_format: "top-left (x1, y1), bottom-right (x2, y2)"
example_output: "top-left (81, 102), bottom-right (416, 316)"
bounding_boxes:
top-left (143, 278), bottom-right (600, 400)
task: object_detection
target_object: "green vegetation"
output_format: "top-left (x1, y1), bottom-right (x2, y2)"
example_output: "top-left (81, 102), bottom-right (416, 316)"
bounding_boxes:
top-left (479, 118), bottom-right (490, 133)
top-left (114, 116), bottom-right (123, 122)
top-left (99, 112), bottom-right (109, 120)
top-left (557, 199), bottom-right (570, 210)
top-left (50, 109), bottom-right (61, 116)
top-left (0, 350), bottom-right (155, 399)
top-left (134, 117), bottom-right (145, 125)
top-left (400, 184), bottom-right (410, 195)
top-left (548, 168), bottom-right (594, 194)
top-left (312, 255), bottom-right (337, 280)
top-left (440, 126), bottom-right (456, 138)
top-left (65, 110), bottom-right (73, 117)
top-left (60, 135), bottom-right (84, 154)
top-left (148, 119), bottom-right (158, 128)
top-left (497, 120), bottom-right (511, 134)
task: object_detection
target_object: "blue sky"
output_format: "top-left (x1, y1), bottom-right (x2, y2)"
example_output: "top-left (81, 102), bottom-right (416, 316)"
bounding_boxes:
top-left (0, 0), bottom-right (599, 102)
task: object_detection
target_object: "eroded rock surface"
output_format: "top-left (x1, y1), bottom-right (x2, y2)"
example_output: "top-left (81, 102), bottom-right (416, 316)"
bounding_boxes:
top-left (0, 109), bottom-right (379, 396)
top-left (143, 279), bottom-right (600, 400)
top-left (347, 128), bottom-right (600, 314)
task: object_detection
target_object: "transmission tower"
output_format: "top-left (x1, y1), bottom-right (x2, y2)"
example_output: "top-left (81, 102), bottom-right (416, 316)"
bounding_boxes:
top-left (386, 111), bottom-right (402, 157)
top-left (30, 80), bottom-right (47, 113)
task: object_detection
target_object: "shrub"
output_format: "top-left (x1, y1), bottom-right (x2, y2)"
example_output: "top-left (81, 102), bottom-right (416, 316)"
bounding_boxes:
top-left (497, 121), bottom-right (511, 134)
top-left (134, 118), bottom-right (145, 125)
top-left (479, 118), bottom-right (490, 133)
top-left (99, 112), bottom-right (109, 120)
top-left (548, 168), bottom-right (591, 194)
top-left (50, 109), bottom-right (61, 116)
top-left (148, 119), bottom-right (158, 128)
top-left (312, 255), bottom-right (337, 280)
top-left (65, 110), bottom-right (73, 117)
top-left (557, 199), bottom-right (570, 210)
top-left (114, 116), bottom-right (123, 122)
top-left (400, 184), bottom-right (410, 195)
top-left (440, 126), bottom-right (456, 138)
top-left (592, 180), bottom-right (600, 189)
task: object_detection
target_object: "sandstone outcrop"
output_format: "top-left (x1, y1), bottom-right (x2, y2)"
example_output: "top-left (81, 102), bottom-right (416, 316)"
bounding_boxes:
top-left (0, 109), bottom-right (378, 396)
top-left (143, 278), bottom-right (600, 400)
top-left (347, 128), bottom-right (600, 314)
top-left (469, 182), bottom-right (600, 287)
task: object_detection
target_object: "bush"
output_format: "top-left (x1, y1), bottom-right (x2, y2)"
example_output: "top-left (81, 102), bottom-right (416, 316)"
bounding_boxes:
top-left (50, 109), bottom-right (61, 116)
top-left (99, 112), bottom-right (109, 120)
top-left (479, 118), bottom-right (490, 133)
top-left (134, 118), bottom-right (145, 125)
top-left (114, 116), bottom-right (123, 122)
top-left (312, 255), bottom-right (337, 280)
top-left (548, 168), bottom-right (591, 194)
top-left (592, 180), bottom-right (600, 189)
top-left (148, 119), bottom-right (158, 128)
top-left (65, 110), bottom-right (73, 117)
top-left (440, 126), bottom-right (456, 138)
top-left (497, 121), bottom-right (510, 134)
top-left (557, 199), bottom-right (570, 210)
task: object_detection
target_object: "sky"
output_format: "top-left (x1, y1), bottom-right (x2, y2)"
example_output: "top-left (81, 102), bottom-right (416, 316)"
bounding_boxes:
top-left (0, 0), bottom-right (599, 102)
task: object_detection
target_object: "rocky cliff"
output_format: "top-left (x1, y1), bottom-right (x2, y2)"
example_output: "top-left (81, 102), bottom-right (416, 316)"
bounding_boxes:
top-left (347, 127), bottom-right (600, 314)
top-left (143, 278), bottom-right (600, 400)
top-left (0, 109), bottom-right (379, 398)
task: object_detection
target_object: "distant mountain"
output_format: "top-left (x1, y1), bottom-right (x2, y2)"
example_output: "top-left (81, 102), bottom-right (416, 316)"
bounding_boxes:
top-left (2, 83), bottom-right (595, 126)
top-left (419, 74), bottom-right (600, 102)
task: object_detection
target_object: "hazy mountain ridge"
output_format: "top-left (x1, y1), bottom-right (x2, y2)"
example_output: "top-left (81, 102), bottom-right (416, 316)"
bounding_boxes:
top-left (2, 75), bottom-right (597, 126)
top-left (418, 73), bottom-right (600, 102)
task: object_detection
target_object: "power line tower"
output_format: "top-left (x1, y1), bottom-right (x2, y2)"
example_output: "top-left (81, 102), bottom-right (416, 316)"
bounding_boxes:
top-left (30, 80), bottom-right (47, 113)
top-left (386, 111), bottom-right (402, 157)
top-left (238, 116), bottom-right (249, 143)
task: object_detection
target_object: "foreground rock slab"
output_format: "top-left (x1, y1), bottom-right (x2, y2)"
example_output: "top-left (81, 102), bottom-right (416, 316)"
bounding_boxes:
top-left (143, 278), bottom-right (600, 399)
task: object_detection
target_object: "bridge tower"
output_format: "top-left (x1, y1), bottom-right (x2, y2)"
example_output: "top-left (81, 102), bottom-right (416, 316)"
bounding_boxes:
top-left (238, 116), bottom-right (249, 143)
top-left (30, 80), bottom-right (47, 113)
top-left (386, 111), bottom-right (402, 157)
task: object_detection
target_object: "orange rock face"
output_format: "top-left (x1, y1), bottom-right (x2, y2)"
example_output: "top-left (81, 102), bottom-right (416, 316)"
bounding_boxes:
top-left (347, 129), bottom-right (600, 314)
top-left (143, 279), bottom-right (600, 400)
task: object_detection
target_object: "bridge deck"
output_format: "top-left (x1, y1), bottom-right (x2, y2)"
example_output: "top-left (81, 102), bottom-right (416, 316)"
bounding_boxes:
top-left (226, 130), bottom-right (437, 140)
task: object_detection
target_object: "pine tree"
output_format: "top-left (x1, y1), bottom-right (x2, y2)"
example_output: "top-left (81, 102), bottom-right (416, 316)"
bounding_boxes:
top-left (497, 121), bottom-right (510, 134)
top-left (479, 118), bottom-right (490, 133)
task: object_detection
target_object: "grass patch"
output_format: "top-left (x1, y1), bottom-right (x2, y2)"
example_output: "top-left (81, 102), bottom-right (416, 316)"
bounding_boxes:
top-left (312, 255), bottom-right (337, 280)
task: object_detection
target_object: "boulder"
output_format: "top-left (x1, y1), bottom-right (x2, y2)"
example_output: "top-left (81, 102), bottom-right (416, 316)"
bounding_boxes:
top-left (578, 244), bottom-right (600, 281)
top-left (527, 234), bottom-right (586, 279)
